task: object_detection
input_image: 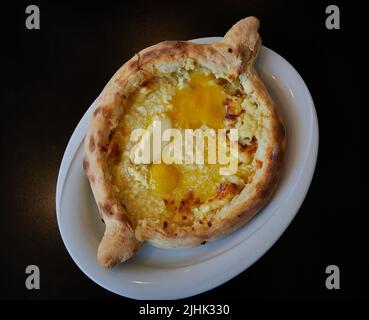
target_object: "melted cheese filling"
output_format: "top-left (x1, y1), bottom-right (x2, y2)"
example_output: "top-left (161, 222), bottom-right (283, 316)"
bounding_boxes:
top-left (108, 66), bottom-right (261, 228)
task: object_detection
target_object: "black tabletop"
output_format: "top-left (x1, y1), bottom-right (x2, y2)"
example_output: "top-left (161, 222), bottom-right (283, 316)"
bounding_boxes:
top-left (1, 0), bottom-right (367, 301)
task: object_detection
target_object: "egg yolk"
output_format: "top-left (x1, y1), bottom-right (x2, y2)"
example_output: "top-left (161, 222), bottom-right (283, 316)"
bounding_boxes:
top-left (149, 164), bottom-right (180, 194)
top-left (169, 72), bottom-right (226, 129)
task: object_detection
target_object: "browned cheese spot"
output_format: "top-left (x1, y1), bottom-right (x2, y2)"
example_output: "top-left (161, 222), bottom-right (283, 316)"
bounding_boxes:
top-left (82, 157), bottom-right (89, 171)
top-left (99, 143), bottom-right (108, 153)
top-left (89, 135), bottom-right (96, 152)
top-left (215, 183), bottom-right (238, 200)
top-left (107, 141), bottom-right (121, 164)
top-left (93, 107), bottom-right (102, 117)
top-left (233, 89), bottom-right (244, 98)
top-left (141, 80), bottom-right (154, 90)
top-left (102, 202), bottom-right (113, 215)
top-left (102, 107), bottom-right (112, 118)
top-left (256, 160), bottom-right (263, 169)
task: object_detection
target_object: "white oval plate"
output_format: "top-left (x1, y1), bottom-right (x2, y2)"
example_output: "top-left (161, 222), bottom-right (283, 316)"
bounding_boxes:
top-left (56, 37), bottom-right (318, 300)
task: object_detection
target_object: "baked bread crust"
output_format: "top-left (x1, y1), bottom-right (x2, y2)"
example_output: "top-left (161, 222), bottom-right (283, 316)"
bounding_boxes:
top-left (83, 17), bottom-right (285, 268)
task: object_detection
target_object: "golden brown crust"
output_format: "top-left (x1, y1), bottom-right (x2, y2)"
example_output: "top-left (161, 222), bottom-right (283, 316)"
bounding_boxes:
top-left (83, 16), bottom-right (285, 267)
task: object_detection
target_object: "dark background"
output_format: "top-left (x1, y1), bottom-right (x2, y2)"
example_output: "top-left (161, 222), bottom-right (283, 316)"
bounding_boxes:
top-left (1, 0), bottom-right (367, 301)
